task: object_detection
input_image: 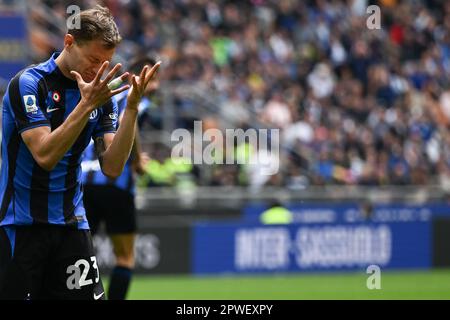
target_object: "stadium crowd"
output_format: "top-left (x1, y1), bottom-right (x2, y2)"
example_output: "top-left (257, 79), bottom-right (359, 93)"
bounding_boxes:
top-left (6, 0), bottom-right (450, 189)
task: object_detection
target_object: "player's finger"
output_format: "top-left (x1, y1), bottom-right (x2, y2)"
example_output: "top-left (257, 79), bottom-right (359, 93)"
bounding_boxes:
top-left (144, 61), bottom-right (161, 88)
top-left (107, 72), bottom-right (129, 90)
top-left (70, 71), bottom-right (84, 84)
top-left (119, 71), bottom-right (130, 81)
top-left (110, 84), bottom-right (131, 97)
top-left (139, 65), bottom-right (148, 87)
top-left (131, 74), bottom-right (139, 89)
top-left (102, 63), bottom-right (123, 86)
top-left (93, 61), bottom-right (110, 84)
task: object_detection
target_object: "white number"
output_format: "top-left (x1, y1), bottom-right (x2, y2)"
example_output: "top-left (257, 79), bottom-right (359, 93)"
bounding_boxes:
top-left (91, 256), bottom-right (100, 284)
top-left (74, 259), bottom-right (93, 287)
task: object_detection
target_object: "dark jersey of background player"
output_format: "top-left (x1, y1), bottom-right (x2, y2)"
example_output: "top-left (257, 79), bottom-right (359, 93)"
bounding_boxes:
top-left (0, 52), bottom-right (118, 230)
top-left (81, 90), bottom-right (134, 196)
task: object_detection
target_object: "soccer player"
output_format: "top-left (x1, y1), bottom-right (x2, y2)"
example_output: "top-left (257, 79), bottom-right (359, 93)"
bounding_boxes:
top-left (81, 55), bottom-right (159, 300)
top-left (0, 6), bottom-right (160, 299)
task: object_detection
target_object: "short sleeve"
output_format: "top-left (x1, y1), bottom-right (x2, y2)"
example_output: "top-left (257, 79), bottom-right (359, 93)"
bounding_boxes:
top-left (8, 72), bottom-right (50, 133)
top-left (92, 98), bottom-right (119, 138)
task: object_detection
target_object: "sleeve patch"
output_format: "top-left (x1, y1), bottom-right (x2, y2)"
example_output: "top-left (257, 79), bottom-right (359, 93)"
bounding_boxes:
top-left (23, 95), bottom-right (38, 113)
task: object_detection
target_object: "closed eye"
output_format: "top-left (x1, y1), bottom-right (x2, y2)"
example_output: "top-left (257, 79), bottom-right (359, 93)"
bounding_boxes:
top-left (89, 56), bottom-right (100, 64)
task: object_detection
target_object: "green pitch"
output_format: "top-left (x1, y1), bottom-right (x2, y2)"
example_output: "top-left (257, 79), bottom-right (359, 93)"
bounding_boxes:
top-left (103, 269), bottom-right (450, 300)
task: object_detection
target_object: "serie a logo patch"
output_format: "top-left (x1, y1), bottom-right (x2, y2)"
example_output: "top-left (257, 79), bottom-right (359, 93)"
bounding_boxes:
top-left (23, 95), bottom-right (38, 113)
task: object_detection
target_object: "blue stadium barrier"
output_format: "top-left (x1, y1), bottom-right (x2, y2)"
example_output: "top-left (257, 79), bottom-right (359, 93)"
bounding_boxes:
top-left (192, 216), bottom-right (432, 275)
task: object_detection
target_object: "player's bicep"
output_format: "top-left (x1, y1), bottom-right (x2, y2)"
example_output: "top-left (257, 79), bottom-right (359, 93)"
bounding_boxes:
top-left (21, 126), bottom-right (51, 162)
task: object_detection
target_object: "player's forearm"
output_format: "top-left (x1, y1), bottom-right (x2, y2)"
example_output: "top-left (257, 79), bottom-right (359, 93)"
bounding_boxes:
top-left (101, 107), bottom-right (138, 177)
top-left (131, 126), bottom-right (142, 160)
top-left (35, 101), bottom-right (92, 170)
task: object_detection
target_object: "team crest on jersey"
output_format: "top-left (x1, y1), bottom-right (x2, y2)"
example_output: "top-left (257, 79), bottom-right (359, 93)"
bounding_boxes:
top-left (109, 112), bottom-right (118, 120)
top-left (89, 109), bottom-right (99, 121)
top-left (23, 95), bottom-right (38, 113)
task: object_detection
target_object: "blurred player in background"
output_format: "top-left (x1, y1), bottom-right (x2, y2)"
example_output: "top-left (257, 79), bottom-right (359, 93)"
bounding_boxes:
top-left (0, 6), bottom-right (160, 299)
top-left (81, 55), bottom-right (160, 300)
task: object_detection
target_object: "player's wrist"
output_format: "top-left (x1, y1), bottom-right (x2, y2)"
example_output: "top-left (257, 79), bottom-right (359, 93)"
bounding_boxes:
top-left (125, 104), bottom-right (139, 115)
top-left (125, 110), bottom-right (139, 121)
top-left (126, 97), bottom-right (140, 109)
top-left (77, 99), bottom-right (97, 117)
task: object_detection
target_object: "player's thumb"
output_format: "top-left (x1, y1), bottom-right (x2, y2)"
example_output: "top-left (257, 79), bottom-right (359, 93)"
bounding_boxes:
top-left (70, 71), bottom-right (83, 83)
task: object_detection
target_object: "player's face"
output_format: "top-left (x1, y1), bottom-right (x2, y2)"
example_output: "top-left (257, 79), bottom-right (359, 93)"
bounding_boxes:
top-left (69, 40), bottom-right (116, 83)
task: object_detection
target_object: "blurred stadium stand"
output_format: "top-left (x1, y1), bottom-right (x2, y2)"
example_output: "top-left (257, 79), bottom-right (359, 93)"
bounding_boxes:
top-left (13, 0), bottom-right (450, 191)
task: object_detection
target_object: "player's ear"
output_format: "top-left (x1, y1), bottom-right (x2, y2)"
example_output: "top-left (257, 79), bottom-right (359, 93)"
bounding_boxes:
top-left (64, 34), bottom-right (75, 49)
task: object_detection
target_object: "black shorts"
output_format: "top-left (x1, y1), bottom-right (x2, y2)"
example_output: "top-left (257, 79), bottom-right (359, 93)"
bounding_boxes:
top-left (0, 224), bottom-right (105, 300)
top-left (83, 185), bottom-right (136, 235)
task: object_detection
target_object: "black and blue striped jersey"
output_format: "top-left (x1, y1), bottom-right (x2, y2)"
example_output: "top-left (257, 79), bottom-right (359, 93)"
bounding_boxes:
top-left (81, 89), bottom-right (135, 196)
top-left (0, 52), bottom-right (118, 229)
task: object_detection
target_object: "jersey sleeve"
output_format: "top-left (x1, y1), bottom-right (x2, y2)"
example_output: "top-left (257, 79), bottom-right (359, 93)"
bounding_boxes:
top-left (92, 98), bottom-right (119, 138)
top-left (8, 71), bottom-right (50, 133)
